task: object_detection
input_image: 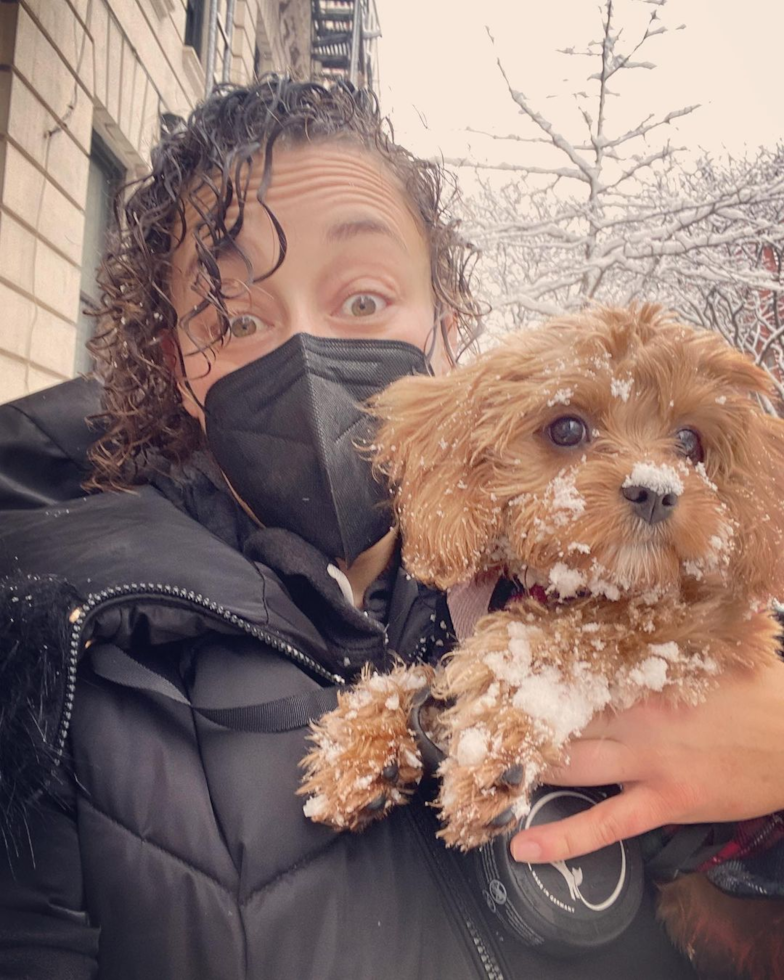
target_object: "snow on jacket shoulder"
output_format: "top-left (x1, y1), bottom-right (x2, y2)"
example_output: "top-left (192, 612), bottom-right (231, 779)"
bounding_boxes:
top-left (0, 381), bottom-right (698, 980)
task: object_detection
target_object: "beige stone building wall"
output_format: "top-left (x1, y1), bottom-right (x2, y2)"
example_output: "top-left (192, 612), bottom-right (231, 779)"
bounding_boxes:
top-left (259, 0), bottom-right (309, 79)
top-left (0, 0), bottom-right (312, 402)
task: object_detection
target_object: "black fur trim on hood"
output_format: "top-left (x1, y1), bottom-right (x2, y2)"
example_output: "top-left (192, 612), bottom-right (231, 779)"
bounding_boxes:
top-left (0, 575), bottom-right (83, 840)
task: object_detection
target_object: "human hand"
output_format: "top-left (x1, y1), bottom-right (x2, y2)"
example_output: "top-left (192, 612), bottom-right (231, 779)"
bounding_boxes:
top-left (510, 660), bottom-right (784, 864)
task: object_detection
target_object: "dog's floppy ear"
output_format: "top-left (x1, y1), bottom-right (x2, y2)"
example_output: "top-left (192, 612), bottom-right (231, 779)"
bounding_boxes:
top-left (367, 360), bottom-right (502, 589)
top-left (732, 406), bottom-right (784, 600)
top-left (701, 341), bottom-right (784, 599)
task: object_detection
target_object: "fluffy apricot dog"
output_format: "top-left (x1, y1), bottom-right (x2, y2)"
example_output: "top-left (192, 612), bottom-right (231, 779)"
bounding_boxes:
top-left (300, 305), bottom-right (784, 977)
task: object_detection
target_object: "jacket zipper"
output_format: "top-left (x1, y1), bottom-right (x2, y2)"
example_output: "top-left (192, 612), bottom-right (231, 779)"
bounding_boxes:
top-left (55, 581), bottom-right (346, 767)
top-left (406, 805), bottom-right (506, 980)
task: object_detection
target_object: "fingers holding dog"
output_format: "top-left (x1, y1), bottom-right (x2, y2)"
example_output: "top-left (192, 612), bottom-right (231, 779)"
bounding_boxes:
top-left (541, 736), bottom-right (642, 787)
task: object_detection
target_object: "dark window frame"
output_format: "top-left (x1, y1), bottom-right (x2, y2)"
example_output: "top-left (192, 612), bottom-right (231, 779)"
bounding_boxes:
top-left (75, 132), bottom-right (125, 375)
top-left (184, 0), bottom-right (206, 58)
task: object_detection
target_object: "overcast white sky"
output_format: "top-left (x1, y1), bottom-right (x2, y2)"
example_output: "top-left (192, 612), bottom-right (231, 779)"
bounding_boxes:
top-left (374, 0), bottom-right (783, 174)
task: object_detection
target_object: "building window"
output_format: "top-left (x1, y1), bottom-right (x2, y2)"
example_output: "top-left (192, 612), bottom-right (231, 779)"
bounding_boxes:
top-left (75, 134), bottom-right (124, 375)
top-left (185, 0), bottom-right (206, 58)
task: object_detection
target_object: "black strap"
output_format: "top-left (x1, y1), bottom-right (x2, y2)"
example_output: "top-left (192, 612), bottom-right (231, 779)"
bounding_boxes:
top-left (195, 690), bottom-right (340, 733)
top-left (90, 644), bottom-right (340, 733)
top-left (645, 822), bottom-right (736, 879)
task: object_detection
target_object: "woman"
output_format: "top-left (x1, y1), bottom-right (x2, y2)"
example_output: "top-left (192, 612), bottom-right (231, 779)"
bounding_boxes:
top-left (0, 76), bottom-right (782, 980)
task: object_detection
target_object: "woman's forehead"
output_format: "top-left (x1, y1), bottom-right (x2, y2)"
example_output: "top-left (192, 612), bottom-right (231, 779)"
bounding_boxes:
top-left (174, 142), bottom-right (426, 258)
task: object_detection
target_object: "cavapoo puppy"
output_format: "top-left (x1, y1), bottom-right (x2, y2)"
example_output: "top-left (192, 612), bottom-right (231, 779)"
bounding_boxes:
top-left (300, 305), bottom-right (784, 977)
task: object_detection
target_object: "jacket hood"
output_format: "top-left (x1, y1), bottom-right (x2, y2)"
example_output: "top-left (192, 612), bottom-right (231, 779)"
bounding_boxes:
top-left (0, 376), bottom-right (101, 510)
top-left (0, 486), bottom-right (369, 672)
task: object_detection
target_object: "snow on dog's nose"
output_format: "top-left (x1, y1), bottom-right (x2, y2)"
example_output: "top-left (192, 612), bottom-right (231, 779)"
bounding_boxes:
top-left (621, 461), bottom-right (683, 526)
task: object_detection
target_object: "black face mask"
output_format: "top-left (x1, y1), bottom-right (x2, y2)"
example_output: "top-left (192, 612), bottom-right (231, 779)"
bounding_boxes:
top-left (203, 334), bottom-right (430, 565)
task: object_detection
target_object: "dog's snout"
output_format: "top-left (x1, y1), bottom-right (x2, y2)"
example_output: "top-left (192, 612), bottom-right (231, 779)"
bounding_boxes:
top-left (621, 485), bottom-right (677, 525)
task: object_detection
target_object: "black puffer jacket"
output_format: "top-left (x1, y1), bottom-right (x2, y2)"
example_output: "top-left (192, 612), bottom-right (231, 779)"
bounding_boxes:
top-left (0, 380), bottom-right (698, 980)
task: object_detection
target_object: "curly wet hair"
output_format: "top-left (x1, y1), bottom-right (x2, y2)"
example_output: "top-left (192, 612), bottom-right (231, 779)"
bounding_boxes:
top-left (85, 74), bottom-right (484, 491)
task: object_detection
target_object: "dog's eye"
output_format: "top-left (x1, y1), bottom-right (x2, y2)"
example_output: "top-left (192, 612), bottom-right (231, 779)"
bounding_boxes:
top-left (675, 427), bottom-right (704, 463)
top-left (548, 416), bottom-right (589, 448)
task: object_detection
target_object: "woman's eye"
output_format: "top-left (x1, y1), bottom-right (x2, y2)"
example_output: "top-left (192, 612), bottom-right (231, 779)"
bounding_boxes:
top-left (675, 427), bottom-right (704, 464)
top-left (547, 416), bottom-right (589, 448)
top-left (341, 293), bottom-right (387, 318)
top-left (228, 314), bottom-right (265, 338)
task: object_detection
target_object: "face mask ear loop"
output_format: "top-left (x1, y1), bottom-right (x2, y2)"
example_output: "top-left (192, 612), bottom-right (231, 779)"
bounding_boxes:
top-left (175, 341), bottom-right (208, 414)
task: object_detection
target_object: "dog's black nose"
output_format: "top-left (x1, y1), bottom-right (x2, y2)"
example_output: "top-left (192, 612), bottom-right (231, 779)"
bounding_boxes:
top-left (621, 485), bottom-right (677, 525)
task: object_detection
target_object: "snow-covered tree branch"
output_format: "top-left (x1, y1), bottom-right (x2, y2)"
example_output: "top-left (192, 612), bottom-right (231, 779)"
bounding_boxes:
top-left (456, 0), bottom-right (784, 396)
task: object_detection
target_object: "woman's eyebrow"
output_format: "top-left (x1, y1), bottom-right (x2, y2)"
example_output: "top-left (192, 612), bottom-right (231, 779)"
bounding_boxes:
top-left (180, 218), bottom-right (406, 283)
top-left (181, 240), bottom-right (257, 284)
top-left (326, 218), bottom-right (406, 249)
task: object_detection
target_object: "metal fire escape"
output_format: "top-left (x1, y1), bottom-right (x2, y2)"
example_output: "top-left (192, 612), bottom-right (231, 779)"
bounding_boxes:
top-left (311, 0), bottom-right (381, 91)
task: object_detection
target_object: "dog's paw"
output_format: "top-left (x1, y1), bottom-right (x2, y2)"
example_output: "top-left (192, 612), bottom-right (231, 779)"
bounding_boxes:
top-left (300, 744), bottom-right (420, 832)
top-left (298, 665), bottom-right (433, 831)
top-left (435, 748), bottom-right (539, 849)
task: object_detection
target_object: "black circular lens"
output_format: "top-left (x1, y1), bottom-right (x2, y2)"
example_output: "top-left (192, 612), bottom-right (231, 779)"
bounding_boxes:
top-left (548, 416), bottom-right (588, 448)
top-left (675, 427), bottom-right (704, 464)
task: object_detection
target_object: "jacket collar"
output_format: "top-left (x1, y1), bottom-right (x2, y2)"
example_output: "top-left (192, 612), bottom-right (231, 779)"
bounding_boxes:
top-left (0, 485), bottom-right (437, 681)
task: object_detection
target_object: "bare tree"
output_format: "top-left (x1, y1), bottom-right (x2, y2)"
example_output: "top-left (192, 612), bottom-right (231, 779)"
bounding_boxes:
top-left (658, 150), bottom-right (784, 387)
top-left (452, 0), bottom-right (784, 393)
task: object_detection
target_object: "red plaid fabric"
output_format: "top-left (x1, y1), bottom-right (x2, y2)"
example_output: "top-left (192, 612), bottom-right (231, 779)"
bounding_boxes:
top-left (698, 812), bottom-right (784, 873)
